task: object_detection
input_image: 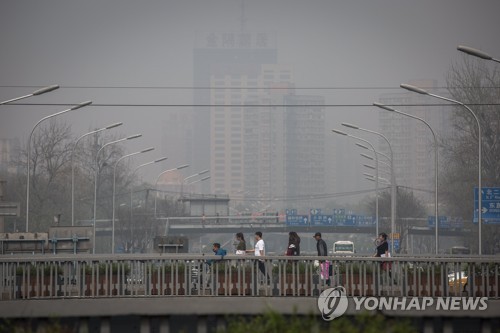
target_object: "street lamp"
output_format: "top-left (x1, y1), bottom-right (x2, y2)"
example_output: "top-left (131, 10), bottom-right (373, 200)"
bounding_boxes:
top-left (361, 153), bottom-right (374, 161)
top-left (71, 122), bottom-right (123, 226)
top-left (25, 101), bottom-right (92, 232)
top-left (0, 85), bottom-right (59, 105)
top-left (365, 175), bottom-right (391, 185)
top-left (361, 153), bottom-right (392, 171)
top-left (357, 143), bottom-right (392, 166)
top-left (374, 102), bottom-right (440, 254)
top-left (181, 169), bottom-right (210, 198)
top-left (401, 83), bottom-right (483, 255)
top-left (186, 175), bottom-right (211, 186)
top-left (92, 134), bottom-right (141, 253)
top-left (341, 122), bottom-right (397, 253)
top-left (154, 164), bottom-right (189, 218)
top-left (111, 147), bottom-right (154, 254)
top-left (129, 156), bottom-right (167, 236)
top-left (457, 45), bottom-right (500, 64)
top-left (363, 163), bottom-right (392, 176)
top-left (332, 129), bottom-right (380, 237)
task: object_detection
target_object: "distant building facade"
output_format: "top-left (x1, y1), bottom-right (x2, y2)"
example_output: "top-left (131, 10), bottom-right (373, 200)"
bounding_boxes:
top-left (191, 31), bottom-right (278, 182)
top-left (161, 31), bottom-right (327, 212)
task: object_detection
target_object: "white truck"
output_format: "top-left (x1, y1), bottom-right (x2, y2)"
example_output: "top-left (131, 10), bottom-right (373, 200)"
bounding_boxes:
top-left (333, 241), bottom-right (355, 254)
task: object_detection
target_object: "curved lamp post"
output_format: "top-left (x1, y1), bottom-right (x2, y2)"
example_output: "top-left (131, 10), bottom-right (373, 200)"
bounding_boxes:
top-left (342, 122), bottom-right (397, 254)
top-left (457, 45), bottom-right (500, 64)
top-left (26, 100), bottom-right (92, 232)
top-left (186, 175), bottom-right (211, 186)
top-left (401, 83), bottom-right (483, 255)
top-left (111, 147), bottom-right (154, 254)
top-left (360, 152), bottom-right (392, 171)
top-left (332, 129), bottom-right (380, 237)
top-left (92, 134), bottom-right (141, 253)
top-left (374, 102), bottom-right (440, 254)
top-left (129, 157), bottom-right (168, 227)
top-left (71, 122), bottom-right (123, 226)
top-left (181, 169), bottom-right (210, 198)
top-left (365, 175), bottom-right (391, 185)
top-left (0, 85), bottom-right (59, 105)
top-left (154, 164), bottom-right (189, 218)
top-left (356, 143), bottom-right (392, 165)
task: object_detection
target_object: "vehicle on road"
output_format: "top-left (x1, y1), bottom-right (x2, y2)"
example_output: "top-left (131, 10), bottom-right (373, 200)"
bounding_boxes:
top-left (333, 241), bottom-right (355, 254)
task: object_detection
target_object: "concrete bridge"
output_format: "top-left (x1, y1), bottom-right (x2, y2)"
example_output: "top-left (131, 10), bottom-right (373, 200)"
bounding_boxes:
top-left (0, 254), bottom-right (498, 332)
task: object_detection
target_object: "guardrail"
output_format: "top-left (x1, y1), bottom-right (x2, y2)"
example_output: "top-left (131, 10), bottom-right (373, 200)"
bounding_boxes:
top-left (1, 254), bottom-right (498, 300)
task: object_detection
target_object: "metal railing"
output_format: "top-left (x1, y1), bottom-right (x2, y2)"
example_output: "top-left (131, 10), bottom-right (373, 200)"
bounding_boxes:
top-left (1, 254), bottom-right (498, 300)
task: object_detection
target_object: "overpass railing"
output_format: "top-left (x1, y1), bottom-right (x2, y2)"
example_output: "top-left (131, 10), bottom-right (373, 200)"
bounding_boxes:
top-left (1, 254), bottom-right (498, 300)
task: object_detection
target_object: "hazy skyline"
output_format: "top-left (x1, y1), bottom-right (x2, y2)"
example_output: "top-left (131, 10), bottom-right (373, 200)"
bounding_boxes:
top-left (1, 0), bottom-right (499, 193)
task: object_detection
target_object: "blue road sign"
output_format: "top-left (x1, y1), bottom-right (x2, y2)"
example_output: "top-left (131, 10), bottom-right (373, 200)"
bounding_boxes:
top-left (332, 209), bottom-right (346, 225)
top-left (389, 239), bottom-right (400, 252)
top-left (310, 214), bottom-right (333, 226)
top-left (428, 216), bottom-right (450, 228)
top-left (285, 208), bottom-right (374, 227)
top-left (474, 187), bottom-right (500, 224)
top-left (357, 215), bottom-right (375, 226)
top-left (345, 215), bottom-right (356, 226)
top-left (310, 208), bottom-right (322, 216)
top-left (286, 215), bottom-right (308, 226)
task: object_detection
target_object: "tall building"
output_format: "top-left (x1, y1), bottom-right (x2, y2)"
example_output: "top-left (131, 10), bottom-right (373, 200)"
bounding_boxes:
top-left (163, 30), bottom-right (327, 212)
top-left (191, 31), bottom-right (278, 187)
top-left (377, 80), bottom-right (452, 204)
top-left (209, 63), bottom-right (326, 211)
top-left (210, 64), bottom-right (291, 196)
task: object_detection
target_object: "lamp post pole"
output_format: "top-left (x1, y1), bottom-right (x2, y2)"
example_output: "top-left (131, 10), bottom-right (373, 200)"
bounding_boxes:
top-left (111, 147), bottom-right (154, 254)
top-left (374, 102), bottom-right (440, 254)
top-left (364, 174), bottom-right (391, 185)
top-left (71, 122), bottom-right (123, 226)
top-left (342, 123), bottom-right (396, 254)
top-left (0, 85), bottom-right (59, 105)
top-left (401, 83), bottom-right (483, 255)
top-left (128, 157), bottom-right (167, 245)
top-left (332, 129), bottom-right (380, 237)
top-left (360, 152), bottom-right (392, 171)
top-left (92, 134), bottom-right (141, 254)
top-left (186, 175), bottom-right (211, 186)
top-left (26, 101), bottom-right (92, 232)
top-left (358, 143), bottom-right (392, 165)
top-left (181, 170), bottom-right (210, 199)
top-left (154, 165), bottom-right (189, 218)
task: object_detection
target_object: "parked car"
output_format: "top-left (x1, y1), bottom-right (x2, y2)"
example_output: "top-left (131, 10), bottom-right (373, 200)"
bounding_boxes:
top-left (448, 271), bottom-right (468, 294)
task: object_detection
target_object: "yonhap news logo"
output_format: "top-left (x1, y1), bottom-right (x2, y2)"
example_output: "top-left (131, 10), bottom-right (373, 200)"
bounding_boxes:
top-left (317, 286), bottom-right (349, 321)
top-left (317, 286), bottom-right (488, 321)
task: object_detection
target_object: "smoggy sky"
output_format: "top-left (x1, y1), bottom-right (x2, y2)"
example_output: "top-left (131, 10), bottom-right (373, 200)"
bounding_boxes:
top-left (1, 0), bottom-right (499, 184)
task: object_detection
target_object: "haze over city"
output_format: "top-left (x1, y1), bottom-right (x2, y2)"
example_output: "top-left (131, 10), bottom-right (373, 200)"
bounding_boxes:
top-left (1, 2), bottom-right (500, 332)
top-left (1, 0), bottom-right (499, 246)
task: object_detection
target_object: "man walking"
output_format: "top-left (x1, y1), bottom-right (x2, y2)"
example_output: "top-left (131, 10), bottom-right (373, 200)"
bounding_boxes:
top-left (314, 232), bottom-right (330, 285)
top-left (247, 231), bottom-right (269, 284)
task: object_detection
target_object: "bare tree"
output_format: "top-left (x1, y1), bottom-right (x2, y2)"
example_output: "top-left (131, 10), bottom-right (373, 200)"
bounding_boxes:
top-left (442, 56), bottom-right (500, 254)
top-left (4, 123), bottom-right (139, 238)
top-left (365, 187), bottom-right (427, 253)
top-left (13, 120), bottom-right (73, 231)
